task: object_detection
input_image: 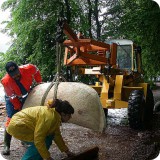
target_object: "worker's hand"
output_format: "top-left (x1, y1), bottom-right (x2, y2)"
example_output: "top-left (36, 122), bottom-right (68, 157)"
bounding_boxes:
top-left (65, 150), bottom-right (75, 157)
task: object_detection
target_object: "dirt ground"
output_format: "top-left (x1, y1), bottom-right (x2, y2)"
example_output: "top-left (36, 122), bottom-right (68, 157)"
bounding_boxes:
top-left (0, 83), bottom-right (160, 160)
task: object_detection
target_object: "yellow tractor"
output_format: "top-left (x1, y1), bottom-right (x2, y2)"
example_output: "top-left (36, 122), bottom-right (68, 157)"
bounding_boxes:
top-left (62, 22), bottom-right (154, 130)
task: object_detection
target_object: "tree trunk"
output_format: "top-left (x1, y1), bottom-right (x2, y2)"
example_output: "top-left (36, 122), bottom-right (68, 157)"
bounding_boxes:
top-left (87, 0), bottom-right (92, 38)
top-left (64, 0), bottom-right (71, 23)
top-left (94, 0), bottom-right (101, 40)
top-left (94, 0), bottom-right (101, 39)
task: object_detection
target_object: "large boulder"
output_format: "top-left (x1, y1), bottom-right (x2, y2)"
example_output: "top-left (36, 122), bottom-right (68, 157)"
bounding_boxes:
top-left (23, 82), bottom-right (106, 132)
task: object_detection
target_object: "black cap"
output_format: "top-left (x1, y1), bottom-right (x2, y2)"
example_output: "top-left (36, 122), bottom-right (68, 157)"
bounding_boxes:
top-left (5, 61), bottom-right (20, 77)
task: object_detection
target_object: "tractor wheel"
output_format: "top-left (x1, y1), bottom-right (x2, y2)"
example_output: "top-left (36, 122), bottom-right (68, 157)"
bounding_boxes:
top-left (128, 90), bottom-right (145, 130)
top-left (154, 101), bottom-right (160, 112)
top-left (143, 88), bottom-right (154, 128)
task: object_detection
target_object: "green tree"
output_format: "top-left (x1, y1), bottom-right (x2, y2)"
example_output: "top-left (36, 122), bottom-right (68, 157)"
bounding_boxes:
top-left (1, 0), bottom-right (84, 81)
top-left (118, 0), bottom-right (160, 80)
top-left (0, 52), bottom-right (6, 78)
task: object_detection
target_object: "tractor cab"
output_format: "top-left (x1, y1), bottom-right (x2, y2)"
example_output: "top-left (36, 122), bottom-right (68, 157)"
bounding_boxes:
top-left (107, 39), bottom-right (133, 70)
top-left (106, 39), bottom-right (142, 74)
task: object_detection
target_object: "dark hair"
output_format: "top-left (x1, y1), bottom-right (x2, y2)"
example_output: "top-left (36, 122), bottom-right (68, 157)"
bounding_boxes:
top-left (5, 61), bottom-right (19, 76)
top-left (51, 99), bottom-right (74, 114)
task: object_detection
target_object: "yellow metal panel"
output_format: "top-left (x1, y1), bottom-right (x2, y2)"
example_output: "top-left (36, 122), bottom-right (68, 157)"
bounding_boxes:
top-left (114, 75), bottom-right (123, 100)
top-left (106, 99), bottom-right (115, 108)
top-left (100, 76), bottom-right (109, 98)
top-left (101, 98), bottom-right (109, 108)
top-left (105, 99), bottom-right (128, 109)
top-left (100, 76), bottom-right (109, 107)
top-left (115, 100), bottom-right (128, 109)
top-left (138, 83), bottom-right (148, 100)
top-left (122, 86), bottom-right (143, 89)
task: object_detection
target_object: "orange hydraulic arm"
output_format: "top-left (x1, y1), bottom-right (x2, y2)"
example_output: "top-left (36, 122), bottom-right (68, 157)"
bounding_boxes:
top-left (62, 22), bottom-right (117, 66)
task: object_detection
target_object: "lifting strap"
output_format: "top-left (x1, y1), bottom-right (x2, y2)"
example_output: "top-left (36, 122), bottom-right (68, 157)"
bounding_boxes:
top-left (41, 12), bottom-right (66, 106)
top-left (40, 42), bottom-right (66, 106)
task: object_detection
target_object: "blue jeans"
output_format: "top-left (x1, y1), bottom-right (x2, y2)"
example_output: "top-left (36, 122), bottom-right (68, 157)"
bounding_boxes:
top-left (21, 135), bottom-right (54, 160)
top-left (5, 96), bottom-right (27, 118)
top-left (5, 96), bottom-right (18, 118)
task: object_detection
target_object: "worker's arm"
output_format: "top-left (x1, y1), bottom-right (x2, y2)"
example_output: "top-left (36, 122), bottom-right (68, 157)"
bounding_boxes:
top-left (34, 118), bottom-right (51, 159)
top-left (54, 125), bottom-right (75, 157)
top-left (33, 66), bottom-right (42, 83)
top-left (54, 125), bottom-right (69, 152)
top-left (25, 64), bottom-right (42, 84)
top-left (32, 64), bottom-right (42, 83)
top-left (1, 81), bottom-right (22, 110)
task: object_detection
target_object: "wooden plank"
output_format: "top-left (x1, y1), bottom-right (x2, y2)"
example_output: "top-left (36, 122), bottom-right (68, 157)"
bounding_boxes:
top-left (63, 39), bottom-right (110, 50)
top-left (61, 146), bottom-right (99, 160)
top-left (80, 52), bottom-right (107, 63)
top-left (63, 23), bottom-right (78, 42)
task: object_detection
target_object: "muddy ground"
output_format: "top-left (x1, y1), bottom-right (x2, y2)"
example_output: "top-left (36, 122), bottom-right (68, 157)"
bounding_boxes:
top-left (0, 83), bottom-right (160, 160)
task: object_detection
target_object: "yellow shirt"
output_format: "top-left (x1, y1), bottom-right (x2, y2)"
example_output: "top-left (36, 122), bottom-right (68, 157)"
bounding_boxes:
top-left (7, 106), bottom-right (68, 159)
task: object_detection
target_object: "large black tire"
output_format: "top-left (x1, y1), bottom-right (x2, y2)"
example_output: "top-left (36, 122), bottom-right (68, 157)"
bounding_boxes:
top-left (143, 88), bottom-right (154, 128)
top-left (128, 90), bottom-right (145, 130)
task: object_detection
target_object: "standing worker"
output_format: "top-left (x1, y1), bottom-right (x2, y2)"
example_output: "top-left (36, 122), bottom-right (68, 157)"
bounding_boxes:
top-left (1, 61), bottom-right (42, 155)
top-left (7, 99), bottom-right (75, 160)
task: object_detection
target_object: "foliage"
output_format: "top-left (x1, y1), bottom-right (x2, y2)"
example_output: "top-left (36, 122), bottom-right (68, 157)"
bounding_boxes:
top-left (1, 0), bottom-right (86, 81)
top-left (0, 52), bottom-right (6, 78)
top-left (118, 0), bottom-right (160, 80)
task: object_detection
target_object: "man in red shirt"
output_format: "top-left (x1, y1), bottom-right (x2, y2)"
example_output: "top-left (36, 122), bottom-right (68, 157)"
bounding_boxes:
top-left (1, 61), bottom-right (42, 155)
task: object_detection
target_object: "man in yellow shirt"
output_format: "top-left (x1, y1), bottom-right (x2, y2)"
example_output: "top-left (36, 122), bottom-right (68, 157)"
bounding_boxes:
top-left (7, 99), bottom-right (74, 160)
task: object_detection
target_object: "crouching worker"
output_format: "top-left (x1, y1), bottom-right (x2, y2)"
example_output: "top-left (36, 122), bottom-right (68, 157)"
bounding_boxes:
top-left (6, 99), bottom-right (75, 160)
